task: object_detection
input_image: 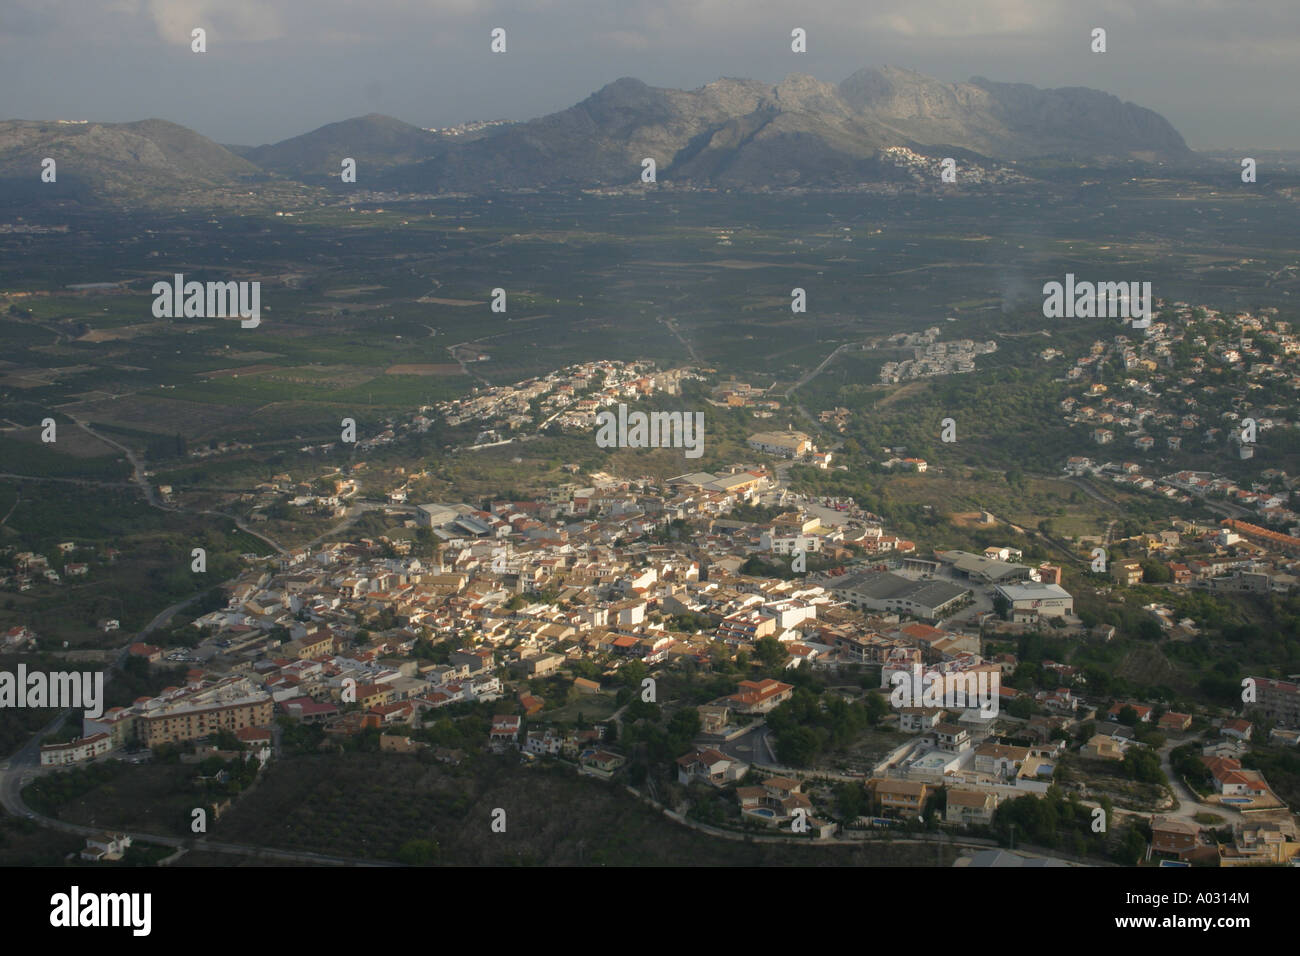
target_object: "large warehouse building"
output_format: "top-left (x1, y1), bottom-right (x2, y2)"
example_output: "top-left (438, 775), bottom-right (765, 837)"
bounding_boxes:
top-left (829, 570), bottom-right (970, 621)
top-left (994, 582), bottom-right (1074, 619)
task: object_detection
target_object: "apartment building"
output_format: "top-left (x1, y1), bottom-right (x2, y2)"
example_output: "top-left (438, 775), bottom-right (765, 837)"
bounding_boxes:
top-left (40, 733), bottom-right (112, 766)
top-left (1249, 677), bottom-right (1300, 728)
top-left (747, 430), bottom-right (815, 458)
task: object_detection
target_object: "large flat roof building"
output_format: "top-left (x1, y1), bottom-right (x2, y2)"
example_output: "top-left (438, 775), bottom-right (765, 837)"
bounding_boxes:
top-left (416, 503), bottom-right (469, 528)
top-left (747, 430), bottom-right (815, 459)
top-left (829, 570), bottom-right (970, 621)
top-left (994, 582), bottom-right (1074, 619)
top-left (936, 550), bottom-right (1033, 584)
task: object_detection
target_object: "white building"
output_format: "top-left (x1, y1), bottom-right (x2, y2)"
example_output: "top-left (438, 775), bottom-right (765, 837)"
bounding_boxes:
top-left (995, 582), bottom-right (1074, 619)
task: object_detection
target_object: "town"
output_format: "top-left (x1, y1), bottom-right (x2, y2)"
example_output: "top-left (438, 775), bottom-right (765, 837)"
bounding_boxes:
top-left (16, 431), bottom-right (1298, 867)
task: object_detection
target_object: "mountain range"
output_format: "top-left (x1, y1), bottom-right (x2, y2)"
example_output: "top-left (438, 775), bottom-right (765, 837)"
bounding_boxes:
top-left (0, 66), bottom-right (1197, 205)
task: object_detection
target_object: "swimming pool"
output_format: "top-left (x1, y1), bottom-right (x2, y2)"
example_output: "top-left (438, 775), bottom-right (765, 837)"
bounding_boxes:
top-left (748, 808), bottom-right (776, 818)
top-left (1221, 797), bottom-right (1252, 804)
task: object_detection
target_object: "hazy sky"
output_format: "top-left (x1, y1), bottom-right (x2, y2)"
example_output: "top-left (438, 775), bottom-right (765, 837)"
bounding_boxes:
top-left (2, 0), bottom-right (1297, 149)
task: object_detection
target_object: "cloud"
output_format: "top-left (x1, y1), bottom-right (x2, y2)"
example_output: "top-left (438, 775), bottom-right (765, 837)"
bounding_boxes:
top-left (4, 0), bottom-right (1299, 58)
top-left (3, 0), bottom-right (1298, 145)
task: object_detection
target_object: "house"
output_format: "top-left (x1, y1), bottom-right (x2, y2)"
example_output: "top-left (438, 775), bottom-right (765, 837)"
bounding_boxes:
top-left (945, 788), bottom-right (998, 826)
top-left (127, 642), bottom-right (164, 663)
top-left (725, 678), bottom-right (793, 715)
top-left (1107, 702), bottom-right (1153, 723)
top-left (1150, 816), bottom-right (1209, 861)
top-left (1158, 712), bottom-right (1193, 733)
top-left (523, 652), bottom-right (565, 677)
top-left (1095, 720), bottom-right (1136, 742)
top-left (524, 729), bottom-right (563, 756)
top-left (869, 778), bottom-right (929, 817)
top-left (234, 727), bottom-right (272, 761)
top-left (738, 776), bottom-right (814, 824)
top-left (1201, 756), bottom-right (1269, 797)
top-left (676, 748), bottom-right (748, 787)
top-left (369, 701), bottom-right (416, 725)
top-left (281, 698), bottom-right (338, 724)
top-left (1, 625), bottom-right (36, 650)
top-left (1111, 560), bottom-right (1144, 587)
top-left (933, 723), bottom-right (971, 754)
top-left (81, 832), bottom-right (132, 862)
top-left (1218, 818), bottom-right (1300, 867)
top-left (698, 705), bottom-right (731, 734)
top-left (1221, 718), bottom-right (1253, 741)
top-left (898, 707), bottom-right (943, 733)
top-left (1081, 735), bottom-right (1125, 760)
top-left (974, 742), bottom-right (1030, 777)
top-left (579, 749), bottom-right (625, 778)
top-left (489, 714), bottom-right (522, 750)
top-left (1040, 687), bottom-right (1078, 714)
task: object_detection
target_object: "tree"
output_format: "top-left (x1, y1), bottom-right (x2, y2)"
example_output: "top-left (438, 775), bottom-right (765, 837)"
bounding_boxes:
top-left (774, 726), bottom-right (819, 766)
top-left (618, 660), bottom-right (647, 688)
top-left (862, 691), bottom-right (889, 725)
top-left (993, 594), bottom-right (1011, 621)
top-left (834, 782), bottom-right (866, 822)
top-left (754, 636), bottom-right (789, 671)
top-left (1115, 825), bottom-right (1147, 864)
top-left (1006, 696), bottom-right (1036, 719)
top-left (1141, 561), bottom-right (1172, 584)
top-left (1135, 617), bottom-right (1163, 642)
top-left (1122, 747), bottom-right (1164, 784)
top-left (396, 838), bottom-right (439, 864)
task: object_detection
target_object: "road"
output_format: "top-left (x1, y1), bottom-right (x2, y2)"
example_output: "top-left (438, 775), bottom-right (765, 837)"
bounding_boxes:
top-left (1069, 474), bottom-right (1250, 521)
top-left (658, 316), bottom-right (702, 365)
top-left (3, 419), bottom-right (290, 558)
top-left (1151, 739), bottom-right (1241, 826)
top-left (0, 472), bottom-right (284, 557)
top-left (625, 785), bottom-right (1097, 863)
top-left (782, 341), bottom-right (858, 397)
top-left (0, 487), bottom-right (18, 526)
top-left (0, 652), bottom-right (392, 866)
top-left (304, 498), bottom-right (387, 549)
top-left (716, 723), bottom-right (779, 766)
top-left (67, 414), bottom-right (157, 506)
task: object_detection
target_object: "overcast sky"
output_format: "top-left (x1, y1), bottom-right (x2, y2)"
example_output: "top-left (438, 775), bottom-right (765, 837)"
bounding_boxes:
top-left (2, 0), bottom-right (1297, 149)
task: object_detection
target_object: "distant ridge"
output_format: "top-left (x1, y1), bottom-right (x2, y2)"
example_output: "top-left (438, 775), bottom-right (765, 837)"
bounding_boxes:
top-left (0, 67), bottom-right (1198, 204)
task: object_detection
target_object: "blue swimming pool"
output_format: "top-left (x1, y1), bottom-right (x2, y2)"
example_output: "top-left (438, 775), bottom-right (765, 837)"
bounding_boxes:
top-left (1221, 797), bottom-right (1252, 804)
top-left (749, 808), bottom-right (775, 818)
